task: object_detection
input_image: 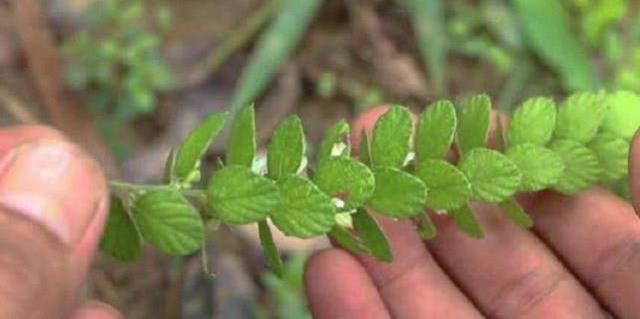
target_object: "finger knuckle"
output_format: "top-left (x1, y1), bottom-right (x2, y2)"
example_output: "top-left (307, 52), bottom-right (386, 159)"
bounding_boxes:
top-left (487, 264), bottom-right (568, 318)
top-left (592, 230), bottom-right (640, 290)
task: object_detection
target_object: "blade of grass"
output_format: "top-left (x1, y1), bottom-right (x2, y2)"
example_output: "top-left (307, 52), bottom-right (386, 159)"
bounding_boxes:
top-left (406, 0), bottom-right (448, 95)
top-left (177, 0), bottom-right (280, 88)
top-left (512, 0), bottom-right (597, 90)
top-left (227, 0), bottom-right (323, 116)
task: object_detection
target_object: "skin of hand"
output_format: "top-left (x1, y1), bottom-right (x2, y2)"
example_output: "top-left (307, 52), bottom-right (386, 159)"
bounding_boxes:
top-left (0, 125), bottom-right (121, 319)
top-left (305, 106), bottom-right (640, 319)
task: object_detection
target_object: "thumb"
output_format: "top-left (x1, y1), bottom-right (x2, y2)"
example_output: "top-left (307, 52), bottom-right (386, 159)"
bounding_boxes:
top-left (0, 126), bottom-right (109, 318)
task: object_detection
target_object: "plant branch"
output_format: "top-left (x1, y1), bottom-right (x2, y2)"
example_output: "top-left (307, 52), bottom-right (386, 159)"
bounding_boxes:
top-left (0, 86), bottom-right (39, 124)
top-left (109, 180), bottom-right (208, 206)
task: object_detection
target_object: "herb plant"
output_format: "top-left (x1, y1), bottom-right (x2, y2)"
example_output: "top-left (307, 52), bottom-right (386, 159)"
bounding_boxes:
top-left (62, 0), bottom-right (172, 155)
top-left (103, 90), bottom-right (640, 276)
top-left (227, 0), bottom-right (322, 115)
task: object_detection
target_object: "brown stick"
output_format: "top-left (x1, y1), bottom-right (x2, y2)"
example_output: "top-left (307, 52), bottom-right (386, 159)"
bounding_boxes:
top-left (0, 85), bottom-right (39, 124)
top-left (13, 0), bottom-right (117, 175)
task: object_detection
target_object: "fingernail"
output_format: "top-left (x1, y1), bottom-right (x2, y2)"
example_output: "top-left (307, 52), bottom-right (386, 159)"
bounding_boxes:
top-left (0, 141), bottom-right (106, 245)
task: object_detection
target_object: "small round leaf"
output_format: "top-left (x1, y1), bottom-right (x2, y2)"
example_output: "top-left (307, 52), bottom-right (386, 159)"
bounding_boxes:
top-left (371, 106), bottom-right (413, 168)
top-left (458, 148), bottom-right (522, 203)
top-left (508, 97), bottom-right (556, 146)
top-left (555, 92), bottom-right (606, 143)
top-left (415, 159), bottom-right (471, 210)
top-left (134, 189), bottom-right (203, 256)
top-left (207, 165), bottom-right (281, 225)
top-left (313, 157), bottom-right (375, 209)
top-left (506, 144), bottom-right (565, 192)
top-left (353, 209), bottom-right (392, 262)
top-left (458, 94), bottom-right (491, 154)
top-left (101, 196), bottom-right (141, 261)
top-left (226, 104), bottom-right (256, 167)
top-left (173, 111), bottom-right (229, 182)
top-left (601, 90), bottom-right (640, 140)
top-left (271, 175), bottom-right (336, 238)
top-left (588, 133), bottom-right (629, 181)
top-left (415, 100), bottom-right (456, 161)
top-left (268, 115), bottom-right (306, 179)
top-left (369, 167), bottom-right (428, 218)
top-left (550, 139), bottom-right (602, 194)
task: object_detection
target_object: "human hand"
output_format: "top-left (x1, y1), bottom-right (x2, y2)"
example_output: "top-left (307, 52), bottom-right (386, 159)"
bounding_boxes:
top-left (305, 107), bottom-right (640, 319)
top-left (0, 126), bottom-right (120, 319)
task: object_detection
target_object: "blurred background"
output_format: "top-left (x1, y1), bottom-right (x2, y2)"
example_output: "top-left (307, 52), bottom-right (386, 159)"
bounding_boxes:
top-left (0, 0), bottom-right (639, 317)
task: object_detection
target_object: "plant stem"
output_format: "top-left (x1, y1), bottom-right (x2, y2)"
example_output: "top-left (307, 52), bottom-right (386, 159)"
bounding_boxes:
top-left (182, 189), bottom-right (208, 208)
top-left (109, 180), bottom-right (168, 192)
top-left (109, 180), bottom-right (207, 204)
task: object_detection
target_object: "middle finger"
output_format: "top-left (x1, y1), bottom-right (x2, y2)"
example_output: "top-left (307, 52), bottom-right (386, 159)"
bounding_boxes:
top-left (426, 203), bottom-right (606, 318)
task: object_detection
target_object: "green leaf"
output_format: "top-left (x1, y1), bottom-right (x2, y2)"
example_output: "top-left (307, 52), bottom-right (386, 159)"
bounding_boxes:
top-left (133, 189), bottom-right (203, 255)
top-left (415, 213), bottom-right (437, 240)
top-left (369, 166), bottom-right (428, 218)
top-left (268, 115), bottom-right (306, 179)
top-left (313, 157), bottom-right (375, 209)
top-left (601, 90), bottom-right (640, 140)
top-left (226, 104), bottom-right (256, 167)
top-left (173, 111), bottom-right (229, 182)
top-left (555, 92), bottom-right (606, 143)
top-left (207, 165), bottom-right (281, 225)
top-left (101, 196), bottom-right (142, 261)
top-left (588, 133), bottom-right (629, 181)
top-left (458, 148), bottom-right (522, 203)
top-left (353, 209), bottom-right (392, 262)
top-left (258, 220), bottom-right (283, 277)
top-left (499, 197), bottom-right (533, 228)
top-left (317, 120), bottom-right (350, 162)
top-left (329, 225), bottom-right (370, 254)
top-left (371, 106), bottom-right (413, 168)
top-left (581, 0), bottom-right (626, 45)
top-left (457, 94), bottom-right (491, 154)
top-left (415, 100), bottom-right (456, 161)
top-left (271, 175), bottom-right (336, 238)
top-left (359, 129), bottom-right (372, 166)
top-left (449, 204), bottom-right (484, 238)
top-left (508, 97), bottom-right (557, 146)
top-left (163, 148), bottom-right (177, 183)
top-left (506, 144), bottom-right (565, 192)
top-left (415, 159), bottom-right (471, 210)
top-left (512, 0), bottom-right (596, 90)
top-left (550, 139), bottom-right (602, 194)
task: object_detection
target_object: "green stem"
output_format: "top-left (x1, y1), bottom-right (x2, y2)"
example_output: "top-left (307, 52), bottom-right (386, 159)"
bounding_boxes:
top-left (182, 189), bottom-right (208, 209)
top-left (108, 180), bottom-right (208, 206)
top-left (109, 180), bottom-right (168, 192)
